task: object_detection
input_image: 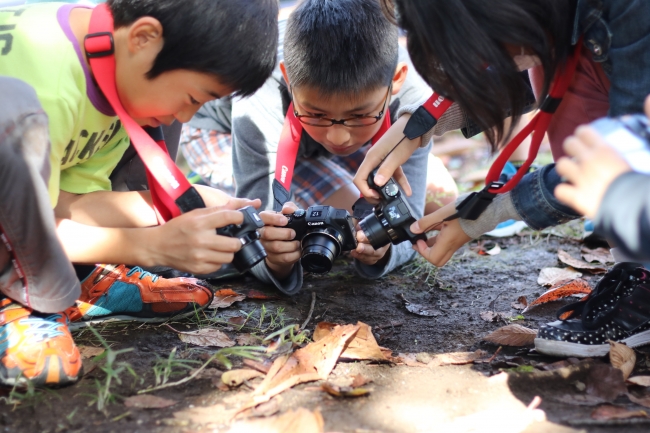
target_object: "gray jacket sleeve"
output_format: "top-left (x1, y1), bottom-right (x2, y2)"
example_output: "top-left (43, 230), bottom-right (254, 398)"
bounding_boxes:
top-left (354, 141), bottom-right (431, 279)
top-left (595, 172), bottom-right (650, 262)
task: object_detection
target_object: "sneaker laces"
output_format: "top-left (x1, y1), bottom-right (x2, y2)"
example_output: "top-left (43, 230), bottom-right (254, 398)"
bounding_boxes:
top-left (126, 266), bottom-right (160, 283)
top-left (19, 314), bottom-right (66, 341)
top-left (556, 263), bottom-right (643, 329)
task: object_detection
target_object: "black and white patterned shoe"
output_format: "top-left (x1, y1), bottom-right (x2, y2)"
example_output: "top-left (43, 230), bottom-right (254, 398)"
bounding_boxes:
top-left (535, 262), bottom-right (650, 357)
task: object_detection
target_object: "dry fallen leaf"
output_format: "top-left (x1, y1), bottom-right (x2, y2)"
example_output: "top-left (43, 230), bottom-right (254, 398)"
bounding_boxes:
top-left (483, 324), bottom-right (538, 347)
top-left (239, 324), bottom-right (360, 412)
top-left (609, 341), bottom-right (636, 380)
top-left (351, 374), bottom-right (372, 388)
top-left (586, 364), bottom-right (628, 402)
top-left (628, 393), bottom-right (650, 409)
top-left (628, 376), bottom-right (650, 387)
top-left (222, 369), bottom-right (264, 387)
top-left (209, 288), bottom-right (246, 309)
top-left (591, 404), bottom-right (648, 421)
top-left (581, 246), bottom-right (614, 265)
top-left (479, 311), bottom-right (510, 323)
top-left (124, 395), bottom-right (177, 409)
top-left (229, 408), bottom-right (324, 433)
top-left (228, 316), bottom-right (247, 326)
top-left (236, 333), bottom-right (262, 346)
top-left (396, 353), bottom-right (429, 367)
top-left (78, 346), bottom-right (105, 360)
top-left (314, 322), bottom-right (388, 362)
top-left (511, 296), bottom-right (528, 310)
top-left (178, 328), bottom-right (235, 348)
top-left (522, 279), bottom-right (592, 314)
top-left (321, 382), bottom-right (371, 398)
top-left (243, 358), bottom-right (273, 374)
top-left (537, 267), bottom-right (582, 286)
top-left (557, 249), bottom-right (607, 274)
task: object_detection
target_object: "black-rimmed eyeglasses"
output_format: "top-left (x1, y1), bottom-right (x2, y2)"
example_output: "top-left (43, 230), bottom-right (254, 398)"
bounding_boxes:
top-left (292, 86), bottom-right (392, 127)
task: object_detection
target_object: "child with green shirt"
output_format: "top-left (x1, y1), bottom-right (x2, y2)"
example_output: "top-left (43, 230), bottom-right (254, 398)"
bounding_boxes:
top-left (0, 0), bottom-right (278, 387)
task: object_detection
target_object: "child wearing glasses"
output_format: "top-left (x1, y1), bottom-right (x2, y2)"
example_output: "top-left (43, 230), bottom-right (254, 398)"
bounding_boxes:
top-left (211, 0), bottom-right (463, 295)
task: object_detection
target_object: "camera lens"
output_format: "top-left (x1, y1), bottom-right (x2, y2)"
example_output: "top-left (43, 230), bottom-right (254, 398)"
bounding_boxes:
top-left (231, 235), bottom-right (267, 272)
top-left (359, 214), bottom-right (391, 249)
top-left (300, 233), bottom-right (340, 273)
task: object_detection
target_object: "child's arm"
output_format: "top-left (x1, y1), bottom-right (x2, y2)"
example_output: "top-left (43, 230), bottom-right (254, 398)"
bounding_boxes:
top-left (55, 207), bottom-right (245, 275)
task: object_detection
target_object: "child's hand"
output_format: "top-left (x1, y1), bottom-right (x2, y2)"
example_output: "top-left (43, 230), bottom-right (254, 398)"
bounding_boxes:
top-left (151, 207), bottom-right (244, 274)
top-left (353, 115), bottom-right (421, 200)
top-left (193, 184), bottom-right (261, 210)
top-left (410, 202), bottom-right (471, 267)
top-left (258, 202), bottom-right (301, 280)
top-left (555, 126), bottom-right (632, 219)
top-left (352, 230), bottom-right (391, 266)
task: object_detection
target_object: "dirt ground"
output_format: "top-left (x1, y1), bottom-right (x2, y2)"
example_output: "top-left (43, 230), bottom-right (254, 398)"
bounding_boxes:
top-left (2, 224), bottom-right (650, 433)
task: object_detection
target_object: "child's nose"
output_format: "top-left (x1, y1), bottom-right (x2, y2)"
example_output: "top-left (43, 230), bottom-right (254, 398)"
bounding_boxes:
top-left (175, 106), bottom-right (200, 124)
top-left (326, 125), bottom-right (351, 146)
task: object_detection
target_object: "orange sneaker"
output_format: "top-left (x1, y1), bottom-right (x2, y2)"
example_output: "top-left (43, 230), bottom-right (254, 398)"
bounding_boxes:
top-left (0, 295), bottom-right (81, 387)
top-left (65, 265), bottom-right (214, 329)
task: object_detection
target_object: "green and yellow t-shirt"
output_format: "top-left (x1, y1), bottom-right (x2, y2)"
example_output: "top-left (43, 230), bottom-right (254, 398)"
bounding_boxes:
top-left (0, 3), bottom-right (129, 207)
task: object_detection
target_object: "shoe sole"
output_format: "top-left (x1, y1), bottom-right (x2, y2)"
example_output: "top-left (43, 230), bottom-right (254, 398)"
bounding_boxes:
top-left (68, 310), bottom-right (198, 331)
top-left (484, 221), bottom-right (528, 238)
top-left (535, 329), bottom-right (650, 357)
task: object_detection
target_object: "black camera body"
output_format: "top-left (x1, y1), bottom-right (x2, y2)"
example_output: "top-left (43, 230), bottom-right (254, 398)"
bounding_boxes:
top-left (285, 205), bottom-right (357, 273)
top-left (216, 206), bottom-right (267, 272)
top-left (359, 169), bottom-right (426, 249)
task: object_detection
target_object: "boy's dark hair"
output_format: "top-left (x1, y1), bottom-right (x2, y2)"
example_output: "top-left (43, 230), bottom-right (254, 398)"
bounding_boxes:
top-left (284, 0), bottom-right (399, 97)
top-left (381, 0), bottom-right (576, 149)
top-left (107, 0), bottom-right (278, 97)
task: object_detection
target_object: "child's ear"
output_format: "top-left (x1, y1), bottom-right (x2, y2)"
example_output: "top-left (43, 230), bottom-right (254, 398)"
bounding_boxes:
top-left (391, 62), bottom-right (409, 95)
top-left (126, 17), bottom-right (164, 54)
top-left (279, 61), bottom-right (291, 88)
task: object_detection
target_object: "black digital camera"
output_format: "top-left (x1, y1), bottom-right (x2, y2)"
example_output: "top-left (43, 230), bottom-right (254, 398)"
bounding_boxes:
top-left (285, 205), bottom-right (357, 273)
top-left (216, 206), bottom-right (267, 272)
top-left (358, 169), bottom-right (426, 249)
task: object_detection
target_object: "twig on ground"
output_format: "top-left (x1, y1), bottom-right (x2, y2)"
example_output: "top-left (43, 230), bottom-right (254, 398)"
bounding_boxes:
top-left (487, 346), bottom-right (502, 363)
top-left (138, 353), bottom-right (218, 394)
top-left (374, 321), bottom-right (404, 331)
top-left (300, 292), bottom-right (316, 331)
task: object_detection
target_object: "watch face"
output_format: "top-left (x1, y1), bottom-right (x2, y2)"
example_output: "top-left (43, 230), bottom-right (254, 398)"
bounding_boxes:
top-left (384, 183), bottom-right (399, 197)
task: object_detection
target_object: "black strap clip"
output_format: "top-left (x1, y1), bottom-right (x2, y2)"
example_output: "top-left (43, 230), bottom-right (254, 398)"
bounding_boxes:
top-left (84, 32), bottom-right (115, 59)
top-left (444, 182), bottom-right (503, 222)
top-left (272, 179), bottom-right (291, 212)
top-left (403, 106), bottom-right (438, 140)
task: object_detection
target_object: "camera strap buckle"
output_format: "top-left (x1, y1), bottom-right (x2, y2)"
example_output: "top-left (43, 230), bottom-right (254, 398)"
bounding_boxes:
top-left (444, 182), bottom-right (503, 222)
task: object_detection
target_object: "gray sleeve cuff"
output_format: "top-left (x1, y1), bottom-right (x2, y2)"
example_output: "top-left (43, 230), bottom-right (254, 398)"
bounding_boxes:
top-left (396, 101), bottom-right (468, 147)
top-left (249, 261), bottom-right (303, 296)
top-left (457, 192), bottom-right (522, 239)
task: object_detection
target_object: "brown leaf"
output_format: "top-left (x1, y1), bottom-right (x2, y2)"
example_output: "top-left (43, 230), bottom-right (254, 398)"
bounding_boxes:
top-left (209, 288), bottom-right (246, 309)
top-left (479, 311), bottom-right (510, 322)
top-left (557, 249), bottom-right (607, 274)
top-left (628, 393), bottom-right (650, 409)
top-left (240, 323), bottom-right (360, 411)
top-left (432, 350), bottom-right (489, 366)
top-left (591, 404), bottom-right (647, 421)
top-left (609, 341), bottom-right (636, 380)
top-left (178, 328), bottom-right (235, 348)
top-left (78, 346), bottom-right (105, 360)
top-left (314, 322), bottom-right (388, 362)
top-left (245, 289), bottom-right (280, 300)
top-left (228, 316), bottom-right (247, 326)
top-left (396, 353), bottom-right (429, 367)
top-left (236, 333), bottom-right (262, 346)
top-left (243, 358), bottom-right (273, 374)
top-left (581, 246), bottom-right (614, 265)
top-left (586, 364), bottom-right (628, 402)
top-left (628, 376), bottom-right (650, 387)
top-left (523, 279), bottom-right (592, 314)
top-left (351, 374), bottom-right (372, 388)
top-left (483, 324), bottom-right (538, 347)
top-left (222, 369), bottom-right (264, 387)
top-left (124, 395), bottom-right (177, 409)
top-left (321, 382), bottom-right (371, 398)
top-left (511, 296), bottom-right (528, 310)
top-left (537, 267), bottom-right (582, 286)
top-left (229, 408), bottom-right (324, 433)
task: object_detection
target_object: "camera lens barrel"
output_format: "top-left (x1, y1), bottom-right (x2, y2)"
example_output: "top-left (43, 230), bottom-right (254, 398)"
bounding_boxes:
top-left (359, 214), bottom-right (392, 249)
top-left (232, 236), bottom-right (267, 272)
top-left (300, 232), bottom-right (341, 273)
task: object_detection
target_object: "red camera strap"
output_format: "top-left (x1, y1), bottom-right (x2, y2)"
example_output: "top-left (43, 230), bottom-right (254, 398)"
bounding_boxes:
top-left (83, 4), bottom-right (200, 222)
top-left (273, 101), bottom-right (391, 209)
top-left (409, 41), bottom-right (582, 195)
